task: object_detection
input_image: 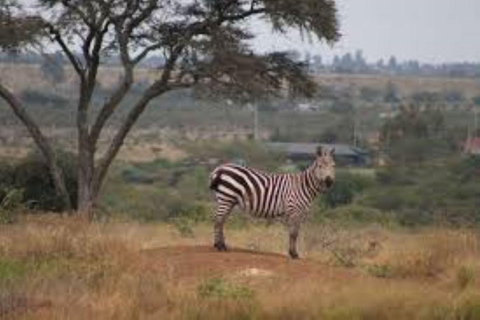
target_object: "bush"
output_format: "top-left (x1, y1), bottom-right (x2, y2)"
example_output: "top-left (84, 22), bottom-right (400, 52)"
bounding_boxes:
top-left (185, 140), bottom-right (284, 171)
top-left (197, 278), bottom-right (254, 300)
top-left (319, 171), bottom-right (374, 209)
top-left (456, 266), bottom-right (475, 290)
top-left (0, 188), bottom-right (24, 224)
top-left (20, 89), bottom-right (68, 107)
top-left (0, 150), bottom-right (77, 212)
top-left (322, 205), bottom-right (391, 224)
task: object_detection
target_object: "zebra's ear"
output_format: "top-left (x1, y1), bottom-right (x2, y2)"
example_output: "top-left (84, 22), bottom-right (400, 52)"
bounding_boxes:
top-left (316, 146), bottom-right (323, 156)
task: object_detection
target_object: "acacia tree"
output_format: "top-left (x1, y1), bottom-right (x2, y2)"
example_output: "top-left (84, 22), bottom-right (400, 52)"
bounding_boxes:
top-left (0, 0), bottom-right (339, 221)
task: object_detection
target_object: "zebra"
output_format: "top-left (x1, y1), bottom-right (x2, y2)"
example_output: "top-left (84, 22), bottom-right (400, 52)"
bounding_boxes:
top-left (209, 146), bottom-right (335, 259)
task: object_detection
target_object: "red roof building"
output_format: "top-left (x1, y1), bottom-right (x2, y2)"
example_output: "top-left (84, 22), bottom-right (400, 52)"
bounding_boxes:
top-left (463, 137), bottom-right (480, 155)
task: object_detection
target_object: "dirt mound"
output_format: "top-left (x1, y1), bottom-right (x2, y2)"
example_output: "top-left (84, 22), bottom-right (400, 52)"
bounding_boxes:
top-left (140, 245), bottom-right (354, 284)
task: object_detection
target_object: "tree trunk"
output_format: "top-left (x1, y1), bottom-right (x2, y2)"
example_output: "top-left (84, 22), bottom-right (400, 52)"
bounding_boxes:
top-left (0, 82), bottom-right (73, 211)
top-left (77, 180), bottom-right (96, 222)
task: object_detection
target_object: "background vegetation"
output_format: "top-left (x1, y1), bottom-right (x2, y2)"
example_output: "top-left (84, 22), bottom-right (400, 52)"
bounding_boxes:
top-left (1, 53), bottom-right (480, 319)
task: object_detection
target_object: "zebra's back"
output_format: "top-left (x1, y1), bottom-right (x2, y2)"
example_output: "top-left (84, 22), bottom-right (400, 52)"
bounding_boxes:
top-left (210, 163), bottom-right (291, 218)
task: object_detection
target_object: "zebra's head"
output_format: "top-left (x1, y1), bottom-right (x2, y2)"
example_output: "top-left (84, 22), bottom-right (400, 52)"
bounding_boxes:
top-left (313, 146), bottom-right (335, 189)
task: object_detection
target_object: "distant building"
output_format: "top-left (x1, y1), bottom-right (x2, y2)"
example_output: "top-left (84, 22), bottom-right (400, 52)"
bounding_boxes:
top-left (296, 102), bottom-right (318, 112)
top-left (267, 142), bottom-right (370, 167)
top-left (463, 137), bottom-right (480, 155)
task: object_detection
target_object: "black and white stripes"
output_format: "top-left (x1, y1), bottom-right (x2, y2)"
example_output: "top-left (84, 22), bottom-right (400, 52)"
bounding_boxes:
top-left (209, 146), bottom-right (335, 259)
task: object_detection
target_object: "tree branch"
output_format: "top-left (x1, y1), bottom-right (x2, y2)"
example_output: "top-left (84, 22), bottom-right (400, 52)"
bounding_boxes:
top-left (224, 7), bottom-right (266, 22)
top-left (0, 82), bottom-right (72, 210)
top-left (47, 25), bottom-right (85, 79)
top-left (89, 63), bottom-right (133, 145)
top-left (92, 45), bottom-right (183, 193)
top-left (132, 43), bottom-right (162, 65)
top-left (125, 0), bottom-right (157, 34)
top-left (60, 0), bottom-right (96, 29)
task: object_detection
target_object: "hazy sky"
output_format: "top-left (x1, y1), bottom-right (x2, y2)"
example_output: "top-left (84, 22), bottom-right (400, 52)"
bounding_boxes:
top-left (250, 0), bottom-right (480, 63)
top-left (20, 0), bottom-right (480, 63)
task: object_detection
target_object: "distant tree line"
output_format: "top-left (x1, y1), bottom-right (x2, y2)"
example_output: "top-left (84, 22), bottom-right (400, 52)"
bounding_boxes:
top-left (301, 50), bottom-right (480, 78)
top-left (2, 49), bottom-right (480, 78)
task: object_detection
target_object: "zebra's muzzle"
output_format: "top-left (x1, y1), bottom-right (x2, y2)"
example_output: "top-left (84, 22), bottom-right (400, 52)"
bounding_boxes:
top-left (325, 176), bottom-right (334, 188)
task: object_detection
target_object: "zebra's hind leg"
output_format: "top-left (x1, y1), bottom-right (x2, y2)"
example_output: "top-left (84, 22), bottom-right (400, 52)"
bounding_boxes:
top-left (213, 199), bottom-right (235, 252)
top-left (288, 220), bottom-right (301, 259)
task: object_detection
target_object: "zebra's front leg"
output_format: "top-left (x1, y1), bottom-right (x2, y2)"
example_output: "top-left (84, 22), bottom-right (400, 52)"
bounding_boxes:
top-left (213, 201), bottom-right (234, 251)
top-left (288, 221), bottom-right (301, 259)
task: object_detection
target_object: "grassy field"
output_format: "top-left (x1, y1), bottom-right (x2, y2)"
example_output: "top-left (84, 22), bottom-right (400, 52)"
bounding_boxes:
top-left (2, 64), bottom-right (480, 98)
top-left (1, 215), bottom-right (480, 319)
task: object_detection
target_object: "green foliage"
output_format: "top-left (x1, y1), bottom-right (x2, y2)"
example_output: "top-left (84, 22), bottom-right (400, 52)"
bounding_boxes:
top-left (0, 150), bottom-right (77, 212)
top-left (0, 1), bottom-right (44, 52)
top-left (456, 266), bottom-right (475, 291)
top-left (384, 81), bottom-right (400, 103)
top-left (443, 90), bottom-right (464, 103)
top-left (410, 91), bottom-right (441, 104)
top-left (322, 205), bottom-right (391, 225)
top-left (0, 258), bottom-right (29, 282)
top-left (102, 163), bottom-right (211, 223)
top-left (0, 188), bottom-right (24, 224)
top-left (381, 105), bottom-right (457, 165)
top-left (367, 264), bottom-right (393, 278)
top-left (172, 217), bottom-right (195, 238)
top-left (320, 171), bottom-right (374, 209)
top-left (357, 157), bottom-right (480, 226)
top-left (20, 89), bottom-right (68, 107)
top-left (360, 86), bottom-right (383, 102)
top-left (197, 278), bottom-right (254, 300)
top-left (473, 95), bottom-right (480, 106)
top-left (185, 140), bottom-right (284, 171)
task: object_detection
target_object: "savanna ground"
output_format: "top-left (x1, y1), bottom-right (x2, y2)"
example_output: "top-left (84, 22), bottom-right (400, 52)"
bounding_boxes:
top-left (1, 215), bottom-right (480, 320)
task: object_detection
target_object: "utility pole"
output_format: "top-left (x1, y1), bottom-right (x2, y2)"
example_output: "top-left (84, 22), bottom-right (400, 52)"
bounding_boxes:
top-left (474, 108), bottom-right (478, 136)
top-left (353, 120), bottom-right (357, 147)
top-left (247, 102), bottom-right (260, 141)
top-left (254, 103), bottom-right (259, 141)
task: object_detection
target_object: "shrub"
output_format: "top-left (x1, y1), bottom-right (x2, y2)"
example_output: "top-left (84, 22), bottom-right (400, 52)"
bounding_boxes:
top-left (20, 89), bottom-right (68, 107)
top-left (197, 278), bottom-right (254, 300)
top-left (121, 166), bottom-right (156, 184)
top-left (322, 205), bottom-right (391, 225)
top-left (0, 150), bottom-right (77, 212)
top-left (367, 264), bottom-right (393, 278)
top-left (456, 266), bottom-right (475, 290)
top-left (473, 95), bottom-right (480, 106)
top-left (0, 188), bottom-right (24, 224)
top-left (320, 171), bottom-right (374, 209)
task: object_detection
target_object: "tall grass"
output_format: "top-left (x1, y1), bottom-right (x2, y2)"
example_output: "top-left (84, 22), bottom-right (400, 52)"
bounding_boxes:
top-left (1, 215), bottom-right (480, 319)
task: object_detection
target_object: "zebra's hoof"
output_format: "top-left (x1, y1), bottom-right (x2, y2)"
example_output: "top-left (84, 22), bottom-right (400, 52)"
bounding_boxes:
top-left (289, 251), bottom-right (300, 259)
top-left (214, 242), bottom-right (228, 251)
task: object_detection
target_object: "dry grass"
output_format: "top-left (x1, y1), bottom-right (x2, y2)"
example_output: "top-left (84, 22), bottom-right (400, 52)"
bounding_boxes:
top-left (1, 215), bottom-right (480, 319)
top-left (2, 64), bottom-right (480, 98)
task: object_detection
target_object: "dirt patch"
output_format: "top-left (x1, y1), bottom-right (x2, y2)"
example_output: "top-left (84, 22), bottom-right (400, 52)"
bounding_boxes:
top-left (140, 245), bottom-right (356, 285)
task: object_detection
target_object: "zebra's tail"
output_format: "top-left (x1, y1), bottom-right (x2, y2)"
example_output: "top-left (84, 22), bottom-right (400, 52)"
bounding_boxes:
top-left (209, 169), bottom-right (223, 191)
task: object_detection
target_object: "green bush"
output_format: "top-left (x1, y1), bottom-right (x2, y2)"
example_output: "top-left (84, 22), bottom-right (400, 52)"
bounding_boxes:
top-left (20, 89), bottom-right (68, 107)
top-left (185, 140), bottom-right (284, 171)
top-left (0, 150), bottom-right (77, 212)
top-left (367, 264), bottom-right (393, 278)
top-left (0, 188), bottom-right (24, 224)
top-left (319, 171), bottom-right (374, 209)
top-left (322, 205), bottom-right (391, 224)
top-left (456, 266), bottom-right (475, 291)
top-left (197, 278), bottom-right (254, 300)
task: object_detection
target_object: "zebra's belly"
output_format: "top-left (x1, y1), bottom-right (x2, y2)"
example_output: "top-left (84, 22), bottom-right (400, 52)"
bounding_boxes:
top-left (242, 198), bottom-right (286, 219)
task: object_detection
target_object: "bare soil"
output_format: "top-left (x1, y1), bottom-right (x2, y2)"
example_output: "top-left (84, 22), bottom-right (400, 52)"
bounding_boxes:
top-left (140, 245), bottom-right (356, 285)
